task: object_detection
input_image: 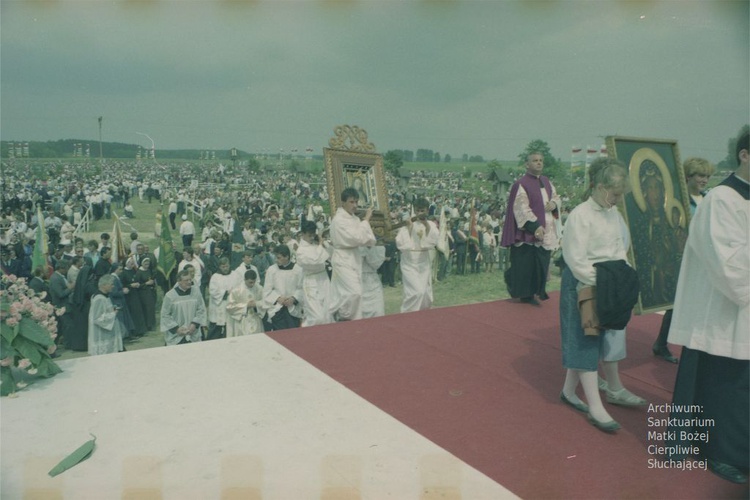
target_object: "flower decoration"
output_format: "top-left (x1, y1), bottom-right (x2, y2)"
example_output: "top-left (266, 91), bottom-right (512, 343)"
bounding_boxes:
top-left (1, 274), bottom-right (63, 397)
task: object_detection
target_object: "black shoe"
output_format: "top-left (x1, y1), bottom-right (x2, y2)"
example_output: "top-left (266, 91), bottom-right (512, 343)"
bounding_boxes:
top-left (520, 297), bottom-right (540, 306)
top-left (587, 414), bottom-right (620, 433)
top-left (707, 459), bottom-right (748, 484)
top-left (652, 346), bottom-right (678, 364)
top-left (560, 392), bottom-right (589, 413)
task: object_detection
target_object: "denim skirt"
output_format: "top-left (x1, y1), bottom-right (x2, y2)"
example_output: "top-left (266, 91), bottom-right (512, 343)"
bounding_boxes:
top-left (559, 265), bottom-right (626, 371)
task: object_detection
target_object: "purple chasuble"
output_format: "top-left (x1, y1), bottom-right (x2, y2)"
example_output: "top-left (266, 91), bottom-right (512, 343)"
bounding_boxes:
top-left (500, 173), bottom-right (553, 247)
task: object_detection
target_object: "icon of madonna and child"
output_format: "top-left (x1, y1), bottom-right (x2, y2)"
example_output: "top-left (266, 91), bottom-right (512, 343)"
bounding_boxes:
top-left (625, 149), bottom-right (688, 312)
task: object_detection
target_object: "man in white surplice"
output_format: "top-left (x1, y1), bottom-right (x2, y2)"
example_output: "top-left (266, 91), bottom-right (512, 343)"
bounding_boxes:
top-left (396, 198), bottom-right (439, 313)
top-left (360, 244), bottom-right (386, 318)
top-left (329, 187), bottom-right (375, 321)
top-left (161, 269), bottom-right (207, 346)
top-left (296, 221), bottom-right (333, 326)
top-left (263, 244), bottom-right (304, 331)
top-left (206, 257), bottom-right (235, 340)
top-left (88, 274), bottom-right (125, 356)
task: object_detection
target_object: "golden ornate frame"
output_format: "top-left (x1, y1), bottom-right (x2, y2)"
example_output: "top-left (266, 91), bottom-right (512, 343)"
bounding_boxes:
top-left (324, 125), bottom-right (390, 239)
top-left (606, 136), bottom-right (689, 314)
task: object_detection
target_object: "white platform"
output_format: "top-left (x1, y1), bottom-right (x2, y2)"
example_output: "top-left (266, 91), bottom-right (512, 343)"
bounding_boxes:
top-left (1, 334), bottom-right (515, 499)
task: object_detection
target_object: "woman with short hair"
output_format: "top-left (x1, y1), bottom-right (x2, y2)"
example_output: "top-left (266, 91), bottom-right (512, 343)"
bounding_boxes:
top-left (559, 158), bottom-right (646, 433)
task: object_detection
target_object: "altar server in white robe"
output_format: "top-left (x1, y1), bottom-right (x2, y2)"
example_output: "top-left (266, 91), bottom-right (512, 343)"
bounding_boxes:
top-left (231, 250), bottom-right (260, 288)
top-left (88, 274), bottom-right (125, 356)
top-left (206, 257), bottom-right (235, 340)
top-left (296, 221), bottom-right (333, 327)
top-left (161, 269), bottom-right (208, 345)
top-left (666, 131), bottom-right (750, 483)
top-left (396, 198), bottom-right (439, 313)
top-left (329, 187), bottom-right (376, 321)
top-left (263, 244), bottom-right (304, 330)
top-left (360, 244), bottom-right (386, 318)
top-left (226, 269), bottom-right (264, 337)
top-left (177, 247), bottom-right (204, 292)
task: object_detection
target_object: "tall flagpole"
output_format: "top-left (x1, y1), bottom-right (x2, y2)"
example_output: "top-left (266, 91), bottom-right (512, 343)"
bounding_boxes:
top-left (98, 116), bottom-right (103, 161)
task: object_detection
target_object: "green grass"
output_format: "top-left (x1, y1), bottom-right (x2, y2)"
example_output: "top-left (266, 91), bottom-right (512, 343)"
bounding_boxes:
top-left (81, 198), bottom-right (168, 250)
top-left (60, 194), bottom-right (561, 360)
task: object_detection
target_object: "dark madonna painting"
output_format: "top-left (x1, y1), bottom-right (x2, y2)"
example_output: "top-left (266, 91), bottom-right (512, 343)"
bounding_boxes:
top-left (607, 137), bottom-right (690, 314)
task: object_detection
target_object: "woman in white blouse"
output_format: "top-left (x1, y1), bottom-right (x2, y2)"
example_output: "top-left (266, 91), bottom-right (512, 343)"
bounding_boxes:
top-left (559, 158), bottom-right (646, 433)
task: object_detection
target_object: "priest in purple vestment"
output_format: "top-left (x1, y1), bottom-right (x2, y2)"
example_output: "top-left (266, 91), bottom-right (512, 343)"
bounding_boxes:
top-left (500, 151), bottom-right (561, 305)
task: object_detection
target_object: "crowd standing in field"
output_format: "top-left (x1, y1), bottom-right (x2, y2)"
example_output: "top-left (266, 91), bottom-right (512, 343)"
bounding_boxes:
top-left (0, 158), bottom-right (531, 353)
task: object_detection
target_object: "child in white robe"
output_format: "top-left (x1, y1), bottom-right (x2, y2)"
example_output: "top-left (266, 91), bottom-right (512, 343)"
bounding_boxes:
top-left (226, 269), bottom-right (264, 337)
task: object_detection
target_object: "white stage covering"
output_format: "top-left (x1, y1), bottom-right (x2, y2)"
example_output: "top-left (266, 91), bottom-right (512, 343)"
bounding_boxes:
top-left (1, 333), bottom-right (514, 499)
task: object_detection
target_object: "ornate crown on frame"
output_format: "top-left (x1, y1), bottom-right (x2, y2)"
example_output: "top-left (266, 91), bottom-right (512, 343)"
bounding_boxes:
top-left (328, 125), bottom-right (376, 153)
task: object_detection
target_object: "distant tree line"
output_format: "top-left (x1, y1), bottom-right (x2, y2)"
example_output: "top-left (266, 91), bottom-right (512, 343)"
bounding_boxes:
top-left (0, 139), bottom-right (254, 160)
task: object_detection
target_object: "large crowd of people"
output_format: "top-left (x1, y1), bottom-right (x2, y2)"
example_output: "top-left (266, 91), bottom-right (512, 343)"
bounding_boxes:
top-left (1, 131), bottom-right (747, 484)
top-left (0, 158), bottom-right (519, 351)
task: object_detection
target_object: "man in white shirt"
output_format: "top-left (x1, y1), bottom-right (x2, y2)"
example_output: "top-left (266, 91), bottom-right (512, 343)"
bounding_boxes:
top-left (168, 200), bottom-right (178, 229)
top-left (179, 214), bottom-right (195, 248)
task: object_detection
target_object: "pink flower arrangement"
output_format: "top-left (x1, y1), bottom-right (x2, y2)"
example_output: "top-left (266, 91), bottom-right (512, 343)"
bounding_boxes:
top-left (1, 274), bottom-right (63, 397)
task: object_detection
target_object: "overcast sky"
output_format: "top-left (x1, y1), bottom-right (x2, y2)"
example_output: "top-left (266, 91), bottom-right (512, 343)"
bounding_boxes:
top-left (1, 0), bottom-right (748, 163)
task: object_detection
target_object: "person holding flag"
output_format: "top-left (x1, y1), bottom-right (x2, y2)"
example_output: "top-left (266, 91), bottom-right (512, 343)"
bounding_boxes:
top-left (157, 208), bottom-right (177, 291)
top-left (110, 213), bottom-right (129, 265)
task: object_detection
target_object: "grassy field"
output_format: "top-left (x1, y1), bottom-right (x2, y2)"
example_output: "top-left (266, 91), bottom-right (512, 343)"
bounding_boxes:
top-left (61, 191), bottom-right (560, 360)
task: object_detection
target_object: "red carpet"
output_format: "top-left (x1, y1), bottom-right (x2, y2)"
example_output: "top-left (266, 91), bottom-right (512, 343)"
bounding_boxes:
top-left (268, 293), bottom-right (748, 499)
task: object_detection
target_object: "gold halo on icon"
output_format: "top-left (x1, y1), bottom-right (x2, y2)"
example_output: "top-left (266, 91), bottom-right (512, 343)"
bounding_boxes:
top-left (629, 148), bottom-right (674, 213)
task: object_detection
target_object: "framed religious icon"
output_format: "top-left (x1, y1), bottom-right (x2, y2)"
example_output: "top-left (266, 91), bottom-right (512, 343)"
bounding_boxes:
top-left (606, 136), bottom-right (690, 314)
top-left (324, 125), bottom-right (390, 239)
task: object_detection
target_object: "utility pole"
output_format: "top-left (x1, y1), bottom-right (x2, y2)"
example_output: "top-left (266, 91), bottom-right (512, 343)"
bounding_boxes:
top-left (98, 116), bottom-right (103, 161)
